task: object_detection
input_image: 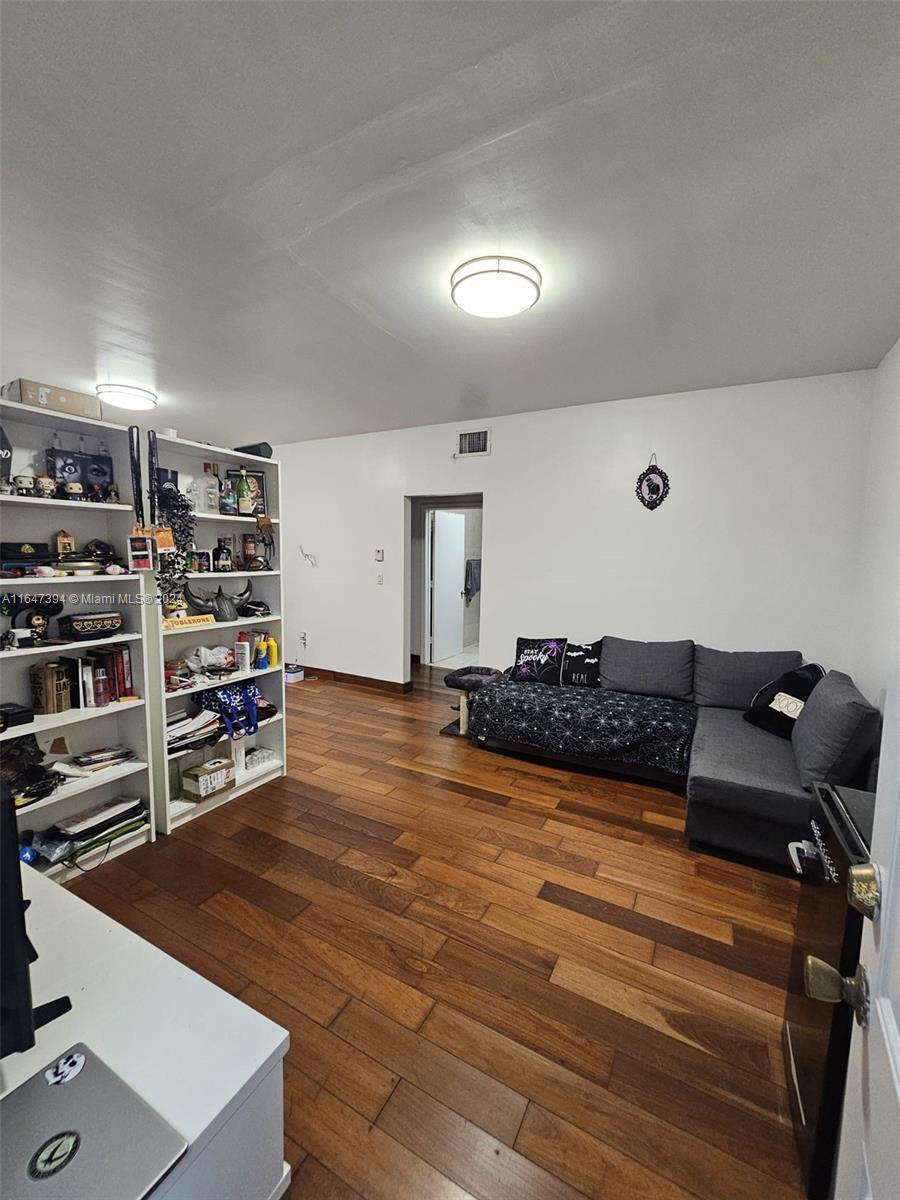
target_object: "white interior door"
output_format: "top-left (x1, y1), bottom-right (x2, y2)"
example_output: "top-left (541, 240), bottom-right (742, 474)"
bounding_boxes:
top-left (430, 510), bottom-right (465, 664)
top-left (835, 671), bottom-right (900, 1198)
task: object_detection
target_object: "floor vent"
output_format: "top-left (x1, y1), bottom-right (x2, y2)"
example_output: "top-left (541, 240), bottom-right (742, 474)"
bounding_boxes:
top-left (455, 428), bottom-right (491, 458)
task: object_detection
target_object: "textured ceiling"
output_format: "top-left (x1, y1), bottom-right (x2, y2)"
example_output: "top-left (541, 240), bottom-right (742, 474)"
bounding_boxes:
top-left (2, 1), bottom-right (898, 443)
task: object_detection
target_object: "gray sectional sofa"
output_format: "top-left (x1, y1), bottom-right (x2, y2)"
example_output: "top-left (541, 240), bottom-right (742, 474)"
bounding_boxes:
top-left (468, 637), bottom-right (880, 870)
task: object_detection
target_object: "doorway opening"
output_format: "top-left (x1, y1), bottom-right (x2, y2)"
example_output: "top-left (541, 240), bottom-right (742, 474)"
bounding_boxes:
top-left (409, 494), bottom-right (482, 669)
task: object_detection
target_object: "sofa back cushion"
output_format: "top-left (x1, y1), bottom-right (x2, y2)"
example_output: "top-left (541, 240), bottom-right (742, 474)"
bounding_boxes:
top-left (792, 670), bottom-right (881, 791)
top-left (694, 646), bottom-right (802, 709)
top-left (599, 636), bottom-right (694, 700)
top-left (510, 637), bottom-right (568, 685)
top-left (561, 641), bottom-right (603, 687)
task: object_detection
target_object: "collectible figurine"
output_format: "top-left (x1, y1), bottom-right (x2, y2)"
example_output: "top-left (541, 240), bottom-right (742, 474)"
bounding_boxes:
top-left (27, 610), bottom-right (49, 643)
top-left (34, 475), bottom-right (56, 499)
top-left (64, 481), bottom-right (84, 501)
top-left (13, 474), bottom-right (34, 496)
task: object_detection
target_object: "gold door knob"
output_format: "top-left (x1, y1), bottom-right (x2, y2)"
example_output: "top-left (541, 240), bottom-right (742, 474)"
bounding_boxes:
top-left (804, 956), bottom-right (870, 1027)
top-left (847, 863), bottom-right (881, 922)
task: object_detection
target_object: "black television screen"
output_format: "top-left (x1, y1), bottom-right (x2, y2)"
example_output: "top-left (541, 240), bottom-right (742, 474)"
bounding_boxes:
top-left (1, 782), bottom-right (70, 1058)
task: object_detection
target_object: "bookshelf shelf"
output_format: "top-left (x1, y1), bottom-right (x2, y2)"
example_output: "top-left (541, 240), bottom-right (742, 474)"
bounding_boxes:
top-left (0, 574), bottom-right (143, 588)
top-left (0, 632), bottom-right (142, 661)
top-left (163, 615), bottom-right (281, 637)
top-left (0, 698), bottom-right (146, 743)
top-left (191, 512), bottom-right (280, 525)
top-left (169, 763), bottom-right (284, 829)
top-left (14, 760), bottom-right (149, 818)
top-left (167, 714), bottom-right (282, 761)
top-left (40, 825), bottom-right (152, 882)
top-left (184, 569), bottom-right (279, 580)
top-left (164, 664), bottom-right (282, 701)
top-left (155, 432), bottom-right (277, 467)
top-left (0, 493), bottom-right (133, 512)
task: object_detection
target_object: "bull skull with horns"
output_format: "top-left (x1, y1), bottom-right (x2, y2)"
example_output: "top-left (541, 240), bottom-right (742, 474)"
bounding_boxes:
top-left (184, 579), bottom-right (252, 623)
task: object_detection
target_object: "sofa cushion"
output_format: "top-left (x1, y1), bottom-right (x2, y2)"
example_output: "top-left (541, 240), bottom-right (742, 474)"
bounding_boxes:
top-left (510, 637), bottom-right (567, 685)
top-left (688, 707), bottom-right (810, 825)
top-left (792, 670), bottom-right (881, 791)
top-left (694, 646), bottom-right (802, 709)
top-left (744, 663), bottom-right (826, 740)
top-left (599, 636), bottom-right (694, 700)
top-left (561, 640), bottom-right (602, 687)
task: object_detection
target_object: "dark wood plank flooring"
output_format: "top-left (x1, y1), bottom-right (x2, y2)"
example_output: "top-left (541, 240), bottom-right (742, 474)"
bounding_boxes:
top-left (67, 666), bottom-right (804, 1200)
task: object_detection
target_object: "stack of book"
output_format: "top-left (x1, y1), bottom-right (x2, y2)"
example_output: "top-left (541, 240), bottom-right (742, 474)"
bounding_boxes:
top-left (166, 708), bottom-right (223, 756)
top-left (50, 746), bottom-right (137, 782)
top-left (58, 644), bottom-right (135, 708)
top-left (33, 796), bottom-right (149, 866)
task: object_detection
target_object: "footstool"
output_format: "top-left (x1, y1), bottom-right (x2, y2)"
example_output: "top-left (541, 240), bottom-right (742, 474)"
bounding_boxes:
top-left (443, 666), bottom-right (502, 736)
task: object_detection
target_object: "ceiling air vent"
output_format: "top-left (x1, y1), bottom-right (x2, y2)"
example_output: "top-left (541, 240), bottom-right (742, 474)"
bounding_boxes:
top-left (455, 428), bottom-right (491, 458)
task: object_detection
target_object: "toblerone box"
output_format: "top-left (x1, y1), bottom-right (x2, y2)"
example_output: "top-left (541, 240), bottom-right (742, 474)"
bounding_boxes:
top-left (183, 757), bottom-right (236, 799)
top-left (2, 378), bottom-right (102, 420)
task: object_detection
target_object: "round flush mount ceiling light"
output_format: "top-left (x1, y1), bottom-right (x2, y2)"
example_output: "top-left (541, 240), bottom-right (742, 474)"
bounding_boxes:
top-left (95, 384), bottom-right (158, 411)
top-left (450, 256), bottom-right (541, 319)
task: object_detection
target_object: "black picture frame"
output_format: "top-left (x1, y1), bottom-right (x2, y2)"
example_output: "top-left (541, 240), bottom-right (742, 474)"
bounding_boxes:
top-left (635, 462), bottom-right (670, 510)
top-left (226, 468), bottom-right (267, 515)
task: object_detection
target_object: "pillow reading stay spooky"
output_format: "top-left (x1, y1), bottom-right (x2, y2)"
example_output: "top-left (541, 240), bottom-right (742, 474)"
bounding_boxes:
top-left (511, 637), bottom-right (568, 686)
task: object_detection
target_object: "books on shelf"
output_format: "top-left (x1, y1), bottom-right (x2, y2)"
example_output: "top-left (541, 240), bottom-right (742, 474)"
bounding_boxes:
top-left (32, 796), bottom-right (149, 867)
top-left (57, 644), bottom-right (134, 709)
top-left (51, 745), bottom-right (137, 777)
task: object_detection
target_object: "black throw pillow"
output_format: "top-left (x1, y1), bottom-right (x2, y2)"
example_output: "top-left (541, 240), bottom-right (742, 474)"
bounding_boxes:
top-left (561, 641), bottom-right (602, 687)
top-left (510, 637), bottom-right (568, 686)
top-left (743, 663), bottom-right (826, 739)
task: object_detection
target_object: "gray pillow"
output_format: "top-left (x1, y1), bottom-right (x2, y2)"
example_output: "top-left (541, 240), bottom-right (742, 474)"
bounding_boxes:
top-left (694, 646), bottom-right (802, 709)
top-left (792, 670), bottom-right (881, 791)
top-left (599, 636), bottom-right (694, 700)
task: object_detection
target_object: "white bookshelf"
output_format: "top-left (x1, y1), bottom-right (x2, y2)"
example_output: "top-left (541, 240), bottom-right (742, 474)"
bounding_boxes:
top-left (145, 433), bottom-right (286, 835)
top-left (0, 400), bottom-right (156, 873)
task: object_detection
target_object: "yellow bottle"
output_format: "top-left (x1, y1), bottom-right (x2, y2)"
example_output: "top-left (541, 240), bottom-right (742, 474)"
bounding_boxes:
top-left (266, 632), bottom-right (279, 667)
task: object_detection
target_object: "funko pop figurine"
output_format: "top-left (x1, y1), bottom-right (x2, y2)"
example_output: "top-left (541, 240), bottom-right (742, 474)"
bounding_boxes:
top-left (27, 610), bottom-right (49, 643)
top-left (64, 481), bottom-right (84, 501)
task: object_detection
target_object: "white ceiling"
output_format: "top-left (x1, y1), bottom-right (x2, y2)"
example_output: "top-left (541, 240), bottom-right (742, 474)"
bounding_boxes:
top-left (2, 1), bottom-right (898, 444)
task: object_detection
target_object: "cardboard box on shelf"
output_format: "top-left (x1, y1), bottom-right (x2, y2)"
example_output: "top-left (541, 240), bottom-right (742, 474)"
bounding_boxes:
top-left (182, 756), bottom-right (235, 800)
top-left (2, 378), bottom-right (102, 420)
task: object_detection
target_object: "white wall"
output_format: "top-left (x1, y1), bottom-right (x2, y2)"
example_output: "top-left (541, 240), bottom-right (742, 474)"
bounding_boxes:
top-left (278, 371), bottom-right (874, 684)
top-left (848, 337), bottom-right (900, 707)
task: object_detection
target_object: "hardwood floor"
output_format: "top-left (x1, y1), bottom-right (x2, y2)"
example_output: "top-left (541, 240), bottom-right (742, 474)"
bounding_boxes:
top-left (67, 667), bottom-right (804, 1200)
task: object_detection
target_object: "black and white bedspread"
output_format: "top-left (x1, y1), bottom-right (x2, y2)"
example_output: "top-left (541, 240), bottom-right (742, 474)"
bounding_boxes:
top-left (468, 681), bottom-right (697, 778)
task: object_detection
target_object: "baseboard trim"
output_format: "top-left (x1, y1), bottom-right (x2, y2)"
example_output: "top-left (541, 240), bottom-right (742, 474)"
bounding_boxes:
top-left (302, 666), bottom-right (413, 695)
